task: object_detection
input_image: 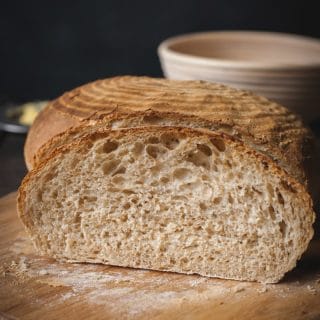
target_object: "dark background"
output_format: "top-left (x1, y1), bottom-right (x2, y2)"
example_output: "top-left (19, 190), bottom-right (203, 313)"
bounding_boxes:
top-left (0, 0), bottom-right (320, 195)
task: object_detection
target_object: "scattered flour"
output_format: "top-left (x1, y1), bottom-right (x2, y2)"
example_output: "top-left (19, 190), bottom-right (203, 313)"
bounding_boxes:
top-left (4, 239), bottom-right (320, 319)
top-left (5, 254), bottom-right (235, 316)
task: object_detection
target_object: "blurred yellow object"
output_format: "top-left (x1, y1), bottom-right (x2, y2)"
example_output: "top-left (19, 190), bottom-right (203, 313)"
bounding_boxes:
top-left (18, 101), bottom-right (48, 126)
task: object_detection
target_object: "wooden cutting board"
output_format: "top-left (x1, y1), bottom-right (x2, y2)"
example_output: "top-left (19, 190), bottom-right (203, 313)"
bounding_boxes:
top-left (0, 192), bottom-right (319, 320)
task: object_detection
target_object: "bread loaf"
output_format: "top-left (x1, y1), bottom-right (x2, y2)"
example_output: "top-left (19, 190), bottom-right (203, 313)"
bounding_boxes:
top-left (19, 76), bottom-right (316, 283)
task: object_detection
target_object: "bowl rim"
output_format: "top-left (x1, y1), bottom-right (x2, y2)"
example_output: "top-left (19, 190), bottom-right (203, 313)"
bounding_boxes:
top-left (158, 30), bottom-right (320, 71)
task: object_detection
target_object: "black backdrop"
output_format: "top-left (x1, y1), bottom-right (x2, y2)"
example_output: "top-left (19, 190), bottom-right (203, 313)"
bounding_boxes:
top-left (1, 0), bottom-right (320, 103)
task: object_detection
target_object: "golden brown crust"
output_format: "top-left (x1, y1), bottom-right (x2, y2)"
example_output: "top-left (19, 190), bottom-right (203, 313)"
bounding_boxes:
top-left (25, 104), bottom-right (82, 170)
top-left (24, 76), bottom-right (314, 189)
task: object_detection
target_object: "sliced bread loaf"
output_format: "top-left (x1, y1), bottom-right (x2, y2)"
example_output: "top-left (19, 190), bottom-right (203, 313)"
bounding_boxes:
top-left (18, 127), bottom-right (315, 283)
top-left (20, 77), bottom-right (316, 283)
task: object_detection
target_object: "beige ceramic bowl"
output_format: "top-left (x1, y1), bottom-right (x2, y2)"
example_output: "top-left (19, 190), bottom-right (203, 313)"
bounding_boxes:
top-left (158, 31), bottom-right (320, 121)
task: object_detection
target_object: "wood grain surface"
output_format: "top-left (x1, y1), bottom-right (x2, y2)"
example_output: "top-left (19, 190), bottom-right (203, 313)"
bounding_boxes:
top-left (0, 192), bottom-right (319, 320)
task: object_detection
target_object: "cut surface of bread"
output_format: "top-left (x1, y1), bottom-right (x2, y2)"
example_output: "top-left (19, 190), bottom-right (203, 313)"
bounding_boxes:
top-left (18, 127), bottom-right (315, 283)
top-left (33, 110), bottom-right (308, 187)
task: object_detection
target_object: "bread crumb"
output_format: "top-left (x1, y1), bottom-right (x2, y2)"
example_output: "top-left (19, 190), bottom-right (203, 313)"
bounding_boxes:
top-left (10, 260), bottom-right (17, 267)
top-left (39, 270), bottom-right (49, 276)
top-left (258, 285), bottom-right (268, 293)
top-left (307, 285), bottom-right (317, 295)
top-left (232, 284), bottom-right (246, 293)
top-left (0, 257), bottom-right (31, 284)
top-left (0, 265), bottom-right (6, 277)
top-left (41, 279), bottom-right (66, 287)
top-left (19, 257), bottom-right (30, 272)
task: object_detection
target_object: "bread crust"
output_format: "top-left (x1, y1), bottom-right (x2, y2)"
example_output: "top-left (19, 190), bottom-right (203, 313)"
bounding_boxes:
top-left (25, 104), bottom-right (81, 170)
top-left (24, 76), bottom-right (314, 192)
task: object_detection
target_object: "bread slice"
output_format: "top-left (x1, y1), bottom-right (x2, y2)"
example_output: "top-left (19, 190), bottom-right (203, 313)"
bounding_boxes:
top-left (18, 127), bottom-right (315, 283)
top-left (32, 108), bottom-right (319, 202)
top-left (25, 77), bottom-right (314, 195)
top-left (32, 109), bottom-right (305, 182)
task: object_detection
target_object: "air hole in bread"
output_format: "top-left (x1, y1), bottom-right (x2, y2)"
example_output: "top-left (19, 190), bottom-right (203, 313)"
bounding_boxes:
top-left (108, 187), bottom-right (120, 192)
top-left (160, 176), bottom-right (170, 184)
top-left (43, 171), bottom-right (57, 183)
top-left (122, 189), bottom-right (136, 195)
top-left (252, 186), bottom-right (262, 195)
top-left (160, 133), bottom-right (180, 149)
top-left (146, 145), bottom-right (165, 159)
top-left (119, 149), bottom-right (129, 157)
top-left (37, 191), bottom-right (43, 202)
top-left (150, 164), bottom-right (162, 175)
top-left (120, 214), bottom-right (128, 222)
top-left (201, 174), bottom-right (210, 181)
top-left (277, 190), bottom-right (285, 205)
top-left (197, 144), bottom-right (212, 156)
top-left (123, 230), bottom-right (131, 239)
top-left (70, 158), bottom-right (79, 168)
top-left (159, 244), bottom-right (167, 252)
top-left (80, 196), bottom-right (97, 204)
top-left (150, 180), bottom-right (159, 187)
top-left (123, 202), bottom-right (131, 210)
top-left (226, 172), bottom-right (234, 181)
top-left (212, 164), bottom-right (218, 172)
top-left (186, 151), bottom-right (210, 169)
top-left (268, 205), bottom-right (276, 220)
top-left (147, 137), bottom-right (160, 144)
top-left (132, 142), bottom-right (144, 156)
top-left (206, 227), bottom-right (214, 236)
top-left (281, 180), bottom-right (297, 193)
top-left (172, 195), bottom-right (188, 201)
top-left (51, 190), bottom-right (58, 199)
top-left (142, 114), bottom-right (163, 124)
top-left (180, 257), bottom-right (188, 264)
top-left (74, 212), bottom-right (82, 224)
top-left (112, 166), bottom-right (126, 176)
top-left (225, 160), bottom-right (232, 168)
top-left (102, 159), bottom-right (118, 175)
top-left (266, 183), bottom-right (274, 197)
top-left (102, 230), bottom-right (109, 238)
top-left (160, 204), bottom-right (169, 211)
top-left (100, 140), bottom-right (118, 154)
top-left (173, 168), bottom-right (190, 180)
top-left (279, 220), bottom-right (287, 236)
top-left (210, 137), bottom-right (226, 152)
top-left (112, 176), bottom-right (125, 185)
